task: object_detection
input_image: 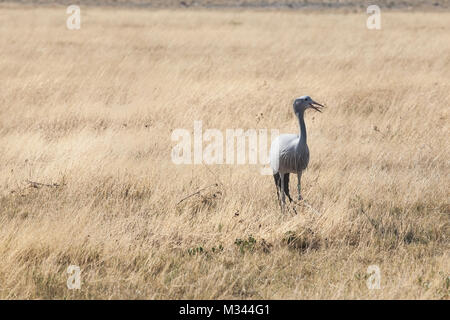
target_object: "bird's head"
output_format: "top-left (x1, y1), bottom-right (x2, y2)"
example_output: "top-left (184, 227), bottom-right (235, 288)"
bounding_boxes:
top-left (293, 96), bottom-right (325, 114)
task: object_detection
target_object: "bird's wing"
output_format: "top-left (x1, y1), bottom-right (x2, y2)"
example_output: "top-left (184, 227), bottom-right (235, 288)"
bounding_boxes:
top-left (270, 134), bottom-right (299, 174)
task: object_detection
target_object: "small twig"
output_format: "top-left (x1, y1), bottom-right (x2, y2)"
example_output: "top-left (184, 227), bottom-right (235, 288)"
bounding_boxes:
top-left (26, 180), bottom-right (60, 189)
top-left (360, 207), bottom-right (383, 234)
top-left (291, 205), bottom-right (298, 215)
top-left (176, 183), bottom-right (218, 206)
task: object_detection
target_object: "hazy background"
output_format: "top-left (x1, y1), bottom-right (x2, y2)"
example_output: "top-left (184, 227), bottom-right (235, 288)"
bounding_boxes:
top-left (2, 0), bottom-right (450, 9)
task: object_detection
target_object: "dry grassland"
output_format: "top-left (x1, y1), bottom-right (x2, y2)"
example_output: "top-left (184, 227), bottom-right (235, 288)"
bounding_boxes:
top-left (0, 5), bottom-right (449, 299)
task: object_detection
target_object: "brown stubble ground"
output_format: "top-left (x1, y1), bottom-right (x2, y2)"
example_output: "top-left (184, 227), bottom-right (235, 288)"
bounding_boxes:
top-left (0, 5), bottom-right (449, 299)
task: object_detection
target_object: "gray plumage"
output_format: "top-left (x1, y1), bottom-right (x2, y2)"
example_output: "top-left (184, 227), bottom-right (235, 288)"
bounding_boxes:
top-left (270, 95), bottom-right (325, 210)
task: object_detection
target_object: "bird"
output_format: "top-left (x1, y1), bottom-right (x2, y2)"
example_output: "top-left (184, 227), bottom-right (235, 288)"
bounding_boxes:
top-left (270, 95), bottom-right (325, 210)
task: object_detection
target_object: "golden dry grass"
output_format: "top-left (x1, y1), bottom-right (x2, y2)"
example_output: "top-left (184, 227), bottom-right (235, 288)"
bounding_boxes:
top-left (0, 5), bottom-right (449, 299)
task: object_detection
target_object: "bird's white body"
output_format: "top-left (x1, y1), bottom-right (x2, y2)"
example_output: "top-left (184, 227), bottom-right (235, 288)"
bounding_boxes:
top-left (270, 134), bottom-right (309, 175)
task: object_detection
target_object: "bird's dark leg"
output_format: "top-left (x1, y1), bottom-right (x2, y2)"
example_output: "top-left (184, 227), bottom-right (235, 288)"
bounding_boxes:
top-left (273, 173), bottom-right (282, 209)
top-left (283, 173), bottom-right (294, 203)
top-left (283, 173), bottom-right (298, 214)
top-left (297, 171), bottom-right (303, 200)
top-left (279, 174), bottom-right (286, 211)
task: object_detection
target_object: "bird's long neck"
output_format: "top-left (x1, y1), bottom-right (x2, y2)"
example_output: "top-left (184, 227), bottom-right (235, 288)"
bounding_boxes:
top-left (296, 110), bottom-right (307, 146)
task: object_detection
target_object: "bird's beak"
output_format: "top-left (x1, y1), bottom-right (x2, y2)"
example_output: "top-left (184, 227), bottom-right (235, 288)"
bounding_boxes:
top-left (309, 100), bottom-right (325, 112)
